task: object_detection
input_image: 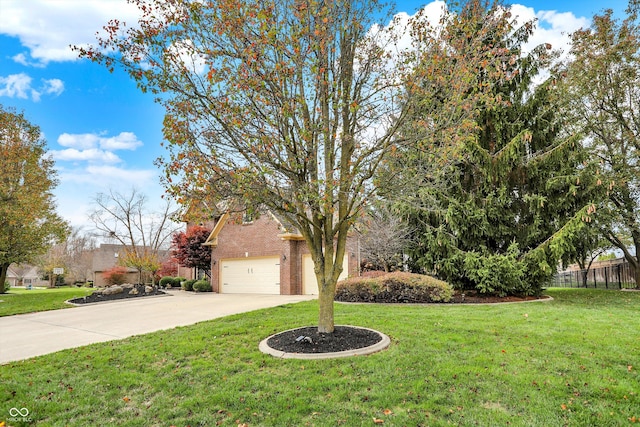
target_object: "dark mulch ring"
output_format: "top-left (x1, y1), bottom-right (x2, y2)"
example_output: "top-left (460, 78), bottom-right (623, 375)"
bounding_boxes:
top-left (266, 326), bottom-right (382, 354)
top-left (69, 285), bottom-right (165, 304)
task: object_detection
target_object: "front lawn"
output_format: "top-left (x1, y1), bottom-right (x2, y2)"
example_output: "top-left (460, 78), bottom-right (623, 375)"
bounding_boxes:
top-left (0, 287), bottom-right (92, 317)
top-left (1, 288), bottom-right (638, 426)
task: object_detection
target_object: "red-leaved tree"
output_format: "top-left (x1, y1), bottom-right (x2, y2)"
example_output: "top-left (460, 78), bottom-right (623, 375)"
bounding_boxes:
top-left (171, 226), bottom-right (211, 276)
top-left (102, 265), bottom-right (129, 286)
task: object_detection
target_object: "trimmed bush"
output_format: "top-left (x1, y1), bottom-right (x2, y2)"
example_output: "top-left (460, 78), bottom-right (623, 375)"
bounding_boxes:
top-left (335, 272), bottom-right (453, 303)
top-left (102, 266), bottom-right (129, 286)
top-left (193, 279), bottom-right (212, 292)
top-left (182, 279), bottom-right (196, 291)
top-left (159, 276), bottom-right (174, 288)
top-left (173, 277), bottom-right (186, 288)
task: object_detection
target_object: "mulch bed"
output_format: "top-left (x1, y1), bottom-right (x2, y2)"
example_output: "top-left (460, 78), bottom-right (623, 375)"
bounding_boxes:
top-left (69, 285), bottom-right (165, 304)
top-left (266, 326), bottom-right (382, 354)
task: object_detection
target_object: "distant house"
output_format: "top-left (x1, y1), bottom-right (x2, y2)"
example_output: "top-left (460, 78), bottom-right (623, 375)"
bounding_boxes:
top-left (91, 244), bottom-right (139, 287)
top-left (6, 264), bottom-right (47, 288)
top-left (91, 244), bottom-right (170, 287)
top-left (203, 211), bottom-right (359, 295)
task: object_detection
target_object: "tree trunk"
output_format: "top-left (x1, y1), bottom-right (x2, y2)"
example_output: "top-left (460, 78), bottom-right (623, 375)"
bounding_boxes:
top-left (634, 264), bottom-right (640, 290)
top-left (0, 264), bottom-right (8, 294)
top-left (317, 282), bottom-right (335, 333)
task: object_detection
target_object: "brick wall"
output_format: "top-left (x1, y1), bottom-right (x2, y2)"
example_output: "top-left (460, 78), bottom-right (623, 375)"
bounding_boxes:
top-left (209, 213), bottom-right (361, 294)
top-left (210, 214), bottom-right (292, 293)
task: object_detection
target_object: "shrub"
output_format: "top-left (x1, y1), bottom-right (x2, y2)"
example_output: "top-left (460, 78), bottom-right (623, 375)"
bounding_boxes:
top-left (192, 279), bottom-right (212, 292)
top-left (159, 276), bottom-right (174, 288)
top-left (463, 243), bottom-right (526, 297)
top-left (182, 279), bottom-right (197, 291)
top-left (173, 277), bottom-right (186, 288)
top-left (102, 266), bottom-right (129, 286)
top-left (335, 272), bottom-right (453, 303)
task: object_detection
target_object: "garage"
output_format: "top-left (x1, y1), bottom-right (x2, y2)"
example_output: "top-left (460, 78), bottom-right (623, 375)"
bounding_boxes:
top-left (302, 254), bottom-right (349, 295)
top-left (220, 257), bottom-right (281, 294)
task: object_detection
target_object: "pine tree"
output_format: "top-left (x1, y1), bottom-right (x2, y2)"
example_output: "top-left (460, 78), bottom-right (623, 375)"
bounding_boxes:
top-left (386, 0), bottom-right (597, 295)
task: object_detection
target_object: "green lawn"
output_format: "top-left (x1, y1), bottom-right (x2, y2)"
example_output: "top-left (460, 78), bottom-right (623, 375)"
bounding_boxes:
top-left (0, 287), bottom-right (92, 317)
top-left (1, 289), bottom-right (638, 426)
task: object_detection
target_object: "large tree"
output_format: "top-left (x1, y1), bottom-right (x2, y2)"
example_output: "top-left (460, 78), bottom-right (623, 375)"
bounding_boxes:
top-left (560, 3), bottom-right (640, 288)
top-left (358, 205), bottom-right (414, 272)
top-left (77, 0), bottom-right (410, 332)
top-left (0, 106), bottom-right (69, 293)
top-left (39, 227), bottom-right (96, 286)
top-left (384, 0), bottom-right (597, 295)
top-left (88, 188), bottom-right (180, 285)
top-left (89, 188), bottom-right (179, 252)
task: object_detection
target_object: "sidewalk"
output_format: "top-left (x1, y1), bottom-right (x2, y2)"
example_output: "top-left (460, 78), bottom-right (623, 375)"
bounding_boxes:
top-left (0, 290), bottom-right (315, 364)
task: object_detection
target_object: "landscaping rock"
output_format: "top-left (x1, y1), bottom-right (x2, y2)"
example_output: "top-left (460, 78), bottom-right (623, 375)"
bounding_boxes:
top-left (121, 283), bottom-right (135, 289)
top-left (69, 284), bottom-right (166, 304)
top-left (144, 286), bottom-right (154, 294)
top-left (102, 285), bottom-right (124, 296)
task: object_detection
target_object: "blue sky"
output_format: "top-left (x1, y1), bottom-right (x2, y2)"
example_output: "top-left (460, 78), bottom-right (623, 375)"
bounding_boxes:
top-left (0, 0), bottom-right (630, 231)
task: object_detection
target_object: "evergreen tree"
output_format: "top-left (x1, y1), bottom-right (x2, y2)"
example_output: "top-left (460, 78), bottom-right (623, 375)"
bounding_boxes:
top-left (386, 0), bottom-right (597, 295)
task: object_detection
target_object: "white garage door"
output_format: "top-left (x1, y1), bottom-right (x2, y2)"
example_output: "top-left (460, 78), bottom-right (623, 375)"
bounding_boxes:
top-left (302, 254), bottom-right (349, 295)
top-left (220, 257), bottom-right (281, 294)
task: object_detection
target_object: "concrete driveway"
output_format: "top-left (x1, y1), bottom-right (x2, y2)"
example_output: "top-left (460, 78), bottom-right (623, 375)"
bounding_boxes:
top-left (0, 290), bottom-right (315, 365)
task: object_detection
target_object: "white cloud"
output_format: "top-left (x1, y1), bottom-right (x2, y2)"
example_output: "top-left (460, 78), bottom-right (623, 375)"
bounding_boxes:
top-left (0, 0), bottom-right (140, 64)
top-left (57, 131), bottom-right (143, 151)
top-left (85, 165), bottom-right (156, 183)
top-left (510, 4), bottom-right (589, 58)
top-left (167, 39), bottom-right (207, 75)
top-left (100, 132), bottom-right (143, 150)
top-left (11, 52), bottom-right (44, 67)
top-left (52, 131), bottom-right (143, 167)
top-left (51, 148), bottom-right (122, 164)
top-left (0, 73), bottom-right (32, 99)
top-left (56, 164), bottom-right (158, 196)
top-left (376, 2), bottom-right (586, 70)
top-left (53, 165), bottom-right (163, 230)
top-left (58, 133), bottom-right (100, 150)
top-left (0, 73), bottom-right (65, 101)
top-left (43, 78), bottom-right (65, 96)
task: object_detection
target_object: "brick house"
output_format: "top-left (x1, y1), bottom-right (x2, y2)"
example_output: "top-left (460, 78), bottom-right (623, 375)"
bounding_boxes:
top-left (91, 244), bottom-right (139, 287)
top-left (203, 211), bottom-right (359, 294)
top-left (92, 244), bottom-right (171, 287)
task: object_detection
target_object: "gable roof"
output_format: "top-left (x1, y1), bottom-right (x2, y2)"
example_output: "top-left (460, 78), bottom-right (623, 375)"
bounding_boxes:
top-left (202, 210), bottom-right (305, 247)
top-left (203, 213), bottom-right (229, 247)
